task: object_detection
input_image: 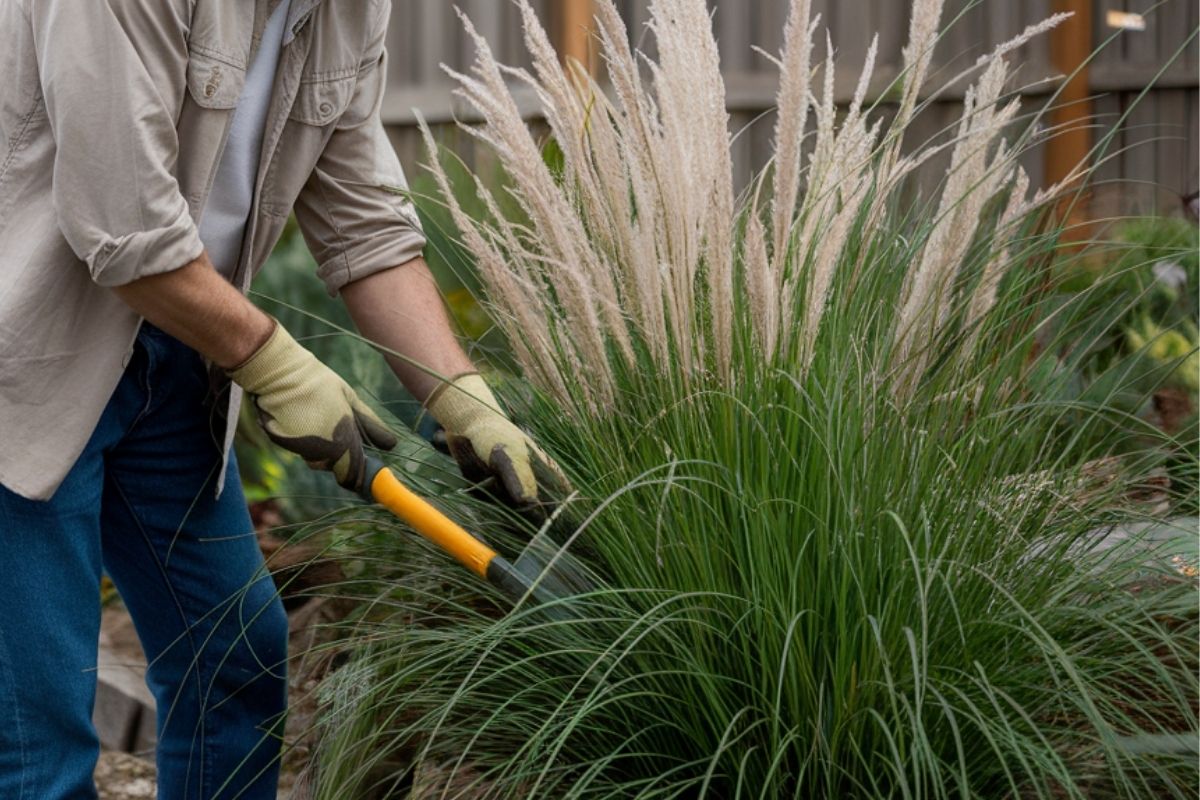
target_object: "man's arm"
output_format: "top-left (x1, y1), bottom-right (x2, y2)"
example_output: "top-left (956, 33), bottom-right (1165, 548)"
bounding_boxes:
top-left (30, 0), bottom-right (199, 288)
top-left (112, 252), bottom-right (397, 491)
top-left (340, 257), bottom-right (474, 402)
top-left (295, 1), bottom-right (566, 505)
top-left (112, 252), bottom-right (274, 369)
top-left (343, 259), bottom-right (568, 508)
top-left (31, 0), bottom-right (393, 492)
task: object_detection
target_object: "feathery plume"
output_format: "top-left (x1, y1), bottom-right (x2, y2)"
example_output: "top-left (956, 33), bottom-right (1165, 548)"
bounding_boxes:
top-left (963, 166), bottom-right (1031, 357)
top-left (770, 0), bottom-right (816, 272)
top-left (882, 0), bottom-right (946, 176)
top-left (427, 0), bottom-right (1061, 414)
top-left (743, 206), bottom-right (776, 356)
top-left (892, 33), bottom-right (1033, 396)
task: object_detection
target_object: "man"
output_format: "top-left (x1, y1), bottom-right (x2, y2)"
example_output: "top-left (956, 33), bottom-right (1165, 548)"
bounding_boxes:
top-left (0, 0), bottom-right (560, 796)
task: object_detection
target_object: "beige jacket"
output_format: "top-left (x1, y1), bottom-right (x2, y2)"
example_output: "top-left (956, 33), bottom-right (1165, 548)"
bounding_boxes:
top-left (0, 0), bottom-right (426, 499)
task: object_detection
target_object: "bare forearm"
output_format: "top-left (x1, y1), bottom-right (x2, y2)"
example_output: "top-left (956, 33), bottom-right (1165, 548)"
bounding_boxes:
top-left (342, 258), bottom-right (475, 403)
top-left (111, 252), bottom-right (274, 369)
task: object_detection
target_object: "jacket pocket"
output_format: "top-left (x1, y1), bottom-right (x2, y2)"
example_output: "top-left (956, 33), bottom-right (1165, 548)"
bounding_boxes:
top-left (289, 74), bottom-right (356, 127)
top-left (185, 50), bottom-right (247, 110)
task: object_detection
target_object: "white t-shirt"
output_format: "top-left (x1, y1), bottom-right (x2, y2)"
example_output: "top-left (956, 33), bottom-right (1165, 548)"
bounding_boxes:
top-left (198, 0), bottom-right (293, 277)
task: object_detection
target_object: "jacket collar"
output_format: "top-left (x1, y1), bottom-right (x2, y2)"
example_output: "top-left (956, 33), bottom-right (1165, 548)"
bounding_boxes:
top-left (284, 0), bottom-right (325, 46)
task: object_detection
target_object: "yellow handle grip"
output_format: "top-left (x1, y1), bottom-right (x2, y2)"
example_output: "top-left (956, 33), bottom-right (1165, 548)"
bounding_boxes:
top-left (368, 465), bottom-right (498, 579)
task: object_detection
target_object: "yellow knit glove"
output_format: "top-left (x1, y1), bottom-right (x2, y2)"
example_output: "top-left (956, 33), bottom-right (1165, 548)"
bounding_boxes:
top-left (427, 374), bottom-right (568, 507)
top-left (228, 321), bottom-right (397, 491)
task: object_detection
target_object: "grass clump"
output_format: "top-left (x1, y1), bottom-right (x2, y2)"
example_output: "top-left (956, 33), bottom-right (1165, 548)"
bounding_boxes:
top-left (310, 0), bottom-right (1199, 796)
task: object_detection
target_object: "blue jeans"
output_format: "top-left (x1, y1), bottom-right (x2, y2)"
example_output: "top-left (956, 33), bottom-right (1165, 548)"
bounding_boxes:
top-left (0, 325), bottom-right (288, 799)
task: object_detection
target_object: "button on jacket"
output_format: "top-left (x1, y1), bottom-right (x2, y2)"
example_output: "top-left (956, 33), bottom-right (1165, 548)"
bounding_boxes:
top-left (0, 0), bottom-right (427, 500)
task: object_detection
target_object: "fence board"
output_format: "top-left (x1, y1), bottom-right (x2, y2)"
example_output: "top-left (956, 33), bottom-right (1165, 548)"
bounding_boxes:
top-left (382, 0), bottom-right (1199, 212)
top-left (1126, 0), bottom-right (1160, 67)
top-left (833, 0), bottom-right (874, 66)
top-left (459, 0), bottom-right (502, 66)
top-left (1155, 89), bottom-right (1188, 198)
top-left (1122, 91), bottom-right (1160, 212)
top-left (1021, 0), bottom-right (1052, 73)
top-left (414, 0), bottom-right (453, 85)
top-left (1191, 0), bottom-right (1200, 64)
top-left (1189, 89), bottom-right (1200, 195)
top-left (1090, 91), bottom-right (1125, 219)
top-left (876, 0), bottom-right (911, 67)
top-left (752, 0), bottom-right (789, 58)
top-left (714, 2), bottom-right (753, 72)
top-left (1157, 0), bottom-right (1191, 72)
top-left (1092, 0), bottom-right (1127, 75)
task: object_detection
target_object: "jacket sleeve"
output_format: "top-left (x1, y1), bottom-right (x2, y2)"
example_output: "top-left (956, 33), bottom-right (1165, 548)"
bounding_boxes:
top-left (28, 0), bottom-right (201, 287)
top-left (293, 0), bottom-right (427, 297)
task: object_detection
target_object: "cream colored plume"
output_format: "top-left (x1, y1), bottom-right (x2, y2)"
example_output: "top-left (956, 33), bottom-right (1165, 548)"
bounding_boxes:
top-left (423, 0), bottom-right (1065, 413)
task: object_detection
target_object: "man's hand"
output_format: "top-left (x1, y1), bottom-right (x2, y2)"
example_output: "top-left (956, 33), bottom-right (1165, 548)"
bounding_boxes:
top-left (427, 374), bottom-right (568, 508)
top-left (340, 261), bottom-right (566, 505)
top-left (229, 321), bottom-right (398, 491)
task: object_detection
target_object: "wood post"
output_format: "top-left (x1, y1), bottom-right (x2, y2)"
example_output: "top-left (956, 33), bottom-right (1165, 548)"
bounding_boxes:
top-left (1046, 0), bottom-right (1093, 231)
top-left (559, 0), bottom-right (597, 75)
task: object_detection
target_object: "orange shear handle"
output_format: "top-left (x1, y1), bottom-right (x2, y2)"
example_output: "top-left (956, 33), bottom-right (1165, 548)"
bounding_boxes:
top-left (361, 456), bottom-right (498, 579)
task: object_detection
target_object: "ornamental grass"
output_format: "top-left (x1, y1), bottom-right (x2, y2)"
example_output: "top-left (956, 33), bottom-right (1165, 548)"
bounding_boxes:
top-left (306, 1), bottom-right (1199, 796)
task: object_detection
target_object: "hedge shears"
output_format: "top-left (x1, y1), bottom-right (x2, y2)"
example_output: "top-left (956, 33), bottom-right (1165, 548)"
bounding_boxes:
top-left (359, 455), bottom-right (590, 612)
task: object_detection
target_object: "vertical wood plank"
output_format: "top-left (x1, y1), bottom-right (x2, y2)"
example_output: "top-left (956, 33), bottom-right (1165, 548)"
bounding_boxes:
top-left (834, 0), bottom-right (873, 70)
top-left (1154, 89), bottom-right (1188, 198)
top-left (875, 0), bottom-right (911, 74)
top-left (1021, 0), bottom-right (1053, 75)
top-left (1019, 135), bottom-right (1047, 194)
top-left (380, 0), bottom-right (1196, 215)
top-left (984, 0), bottom-right (1014, 52)
top-left (499, 1), bottom-right (521, 67)
top-left (1091, 0), bottom-right (1127, 74)
top-left (1121, 90), bottom-right (1158, 212)
top-left (414, 0), bottom-right (454, 83)
top-left (1045, 0), bottom-right (1093, 221)
top-left (384, 3), bottom-right (410, 84)
top-left (935, 0), bottom-right (971, 77)
top-left (961, 1), bottom-right (990, 61)
top-left (749, 104), bottom-right (777, 182)
top-left (1123, 0), bottom-right (1158, 68)
top-left (905, 101), bottom-right (959, 202)
top-left (715, 0), bottom-right (753, 73)
top-left (387, 126), bottom-right (420, 176)
top-left (460, 0), bottom-right (504, 72)
top-left (1089, 92), bottom-right (1124, 219)
top-left (1188, 89), bottom-right (1200, 195)
top-left (1154, 0), bottom-right (1193, 81)
top-left (560, 0), bottom-right (598, 73)
top-left (753, 0), bottom-right (789, 60)
top-left (1190, 0), bottom-right (1200, 69)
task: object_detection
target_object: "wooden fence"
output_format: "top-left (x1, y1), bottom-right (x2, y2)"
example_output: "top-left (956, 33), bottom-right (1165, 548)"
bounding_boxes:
top-left (381, 0), bottom-right (1199, 213)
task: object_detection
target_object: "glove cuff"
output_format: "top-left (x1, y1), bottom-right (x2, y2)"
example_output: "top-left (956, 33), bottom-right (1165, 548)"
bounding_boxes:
top-left (226, 317), bottom-right (306, 394)
top-left (426, 373), bottom-right (504, 433)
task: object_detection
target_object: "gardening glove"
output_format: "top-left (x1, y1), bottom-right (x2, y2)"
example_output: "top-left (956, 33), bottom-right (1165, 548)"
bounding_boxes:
top-left (228, 320), bottom-right (398, 492)
top-left (427, 373), bottom-right (569, 508)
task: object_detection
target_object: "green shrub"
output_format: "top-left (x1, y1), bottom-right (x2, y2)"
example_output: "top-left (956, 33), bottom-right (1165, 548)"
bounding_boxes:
top-left (1057, 216), bottom-right (1199, 392)
top-left (308, 0), bottom-right (1199, 796)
